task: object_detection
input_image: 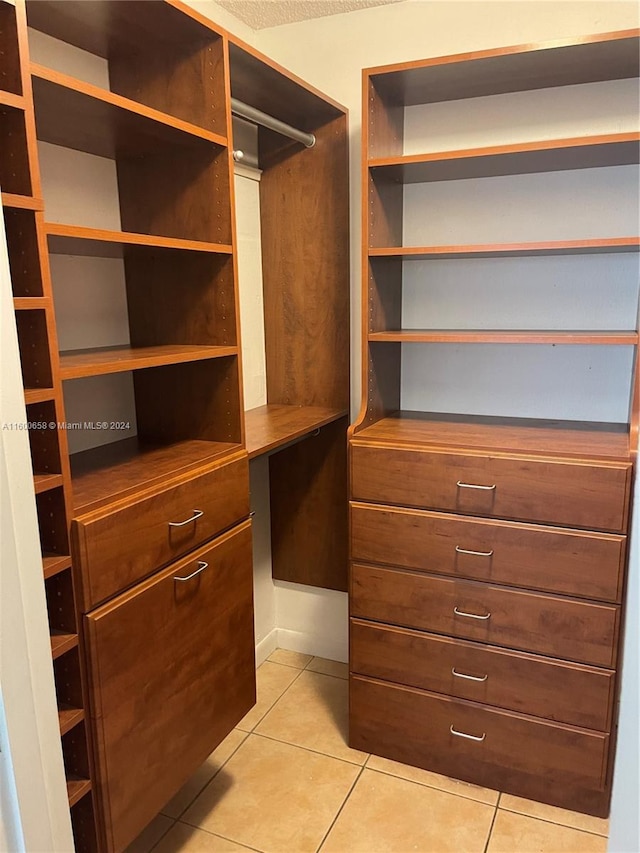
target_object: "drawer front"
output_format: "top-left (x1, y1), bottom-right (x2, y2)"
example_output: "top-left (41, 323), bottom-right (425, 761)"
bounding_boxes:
top-left (351, 443), bottom-right (630, 532)
top-left (350, 675), bottom-right (609, 795)
top-left (351, 619), bottom-right (614, 730)
top-left (351, 502), bottom-right (625, 602)
top-left (74, 453), bottom-right (249, 608)
top-left (85, 522), bottom-right (256, 852)
top-left (351, 563), bottom-right (619, 667)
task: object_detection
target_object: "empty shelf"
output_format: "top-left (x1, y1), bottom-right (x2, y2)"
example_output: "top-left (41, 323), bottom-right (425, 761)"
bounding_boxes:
top-left (46, 223), bottom-right (233, 258)
top-left (369, 238), bottom-right (640, 259)
top-left (59, 344), bottom-right (237, 380)
top-left (244, 404), bottom-right (348, 458)
top-left (368, 330), bottom-right (639, 344)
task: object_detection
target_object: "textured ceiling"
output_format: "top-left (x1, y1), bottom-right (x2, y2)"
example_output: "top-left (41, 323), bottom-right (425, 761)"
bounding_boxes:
top-left (217, 0), bottom-right (405, 30)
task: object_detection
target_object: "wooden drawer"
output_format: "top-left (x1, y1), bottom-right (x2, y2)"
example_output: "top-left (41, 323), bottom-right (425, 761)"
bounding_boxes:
top-left (351, 619), bottom-right (615, 730)
top-left (73, 452), bottom-right (249, 609)
top-left (351, 563), bottom-right (619, 667)
top-left (350, 675), bottom-right (610, 802)
top-left (350, 443), bottom-right (631, 532)
top-left (84, 521), bottom-right (256, 852)
top-left (350, 502), bottom-right (625, 602)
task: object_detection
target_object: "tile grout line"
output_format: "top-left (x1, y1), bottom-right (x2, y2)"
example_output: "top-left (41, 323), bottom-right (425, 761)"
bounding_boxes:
top-left (364, 765), bottom-right (499, 807)
top-left (237, 660), bottom-right (308, 734)
top-left (482, 801), bottom-right (499, 853)
top-left (175, 821), bottom-right (264, 853)
top-left (314, 763), bottom-right (368, 853)
top-left (145, 817), bottom-right (177, 853)
top-left (250, 729), bottom-right (369, 767)
top-left (496, 806), bottom-right (610, 839)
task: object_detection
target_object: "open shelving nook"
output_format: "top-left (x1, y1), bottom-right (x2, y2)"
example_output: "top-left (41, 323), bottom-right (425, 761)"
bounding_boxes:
top-left (350, 29), bottom-right (640, 820)
top-left (228, 33), bottom-right (350, 590)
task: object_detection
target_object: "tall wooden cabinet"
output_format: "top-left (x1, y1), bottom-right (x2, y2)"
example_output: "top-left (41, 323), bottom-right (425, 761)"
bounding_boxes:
top-left (2, 1), bottom-right (349, 849)
top-left (349, 31), bottom-right (639, 817)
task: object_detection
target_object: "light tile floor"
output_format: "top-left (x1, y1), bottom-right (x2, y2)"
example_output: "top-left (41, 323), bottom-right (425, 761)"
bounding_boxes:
top-left (127, 652), bottom-right (609, 853)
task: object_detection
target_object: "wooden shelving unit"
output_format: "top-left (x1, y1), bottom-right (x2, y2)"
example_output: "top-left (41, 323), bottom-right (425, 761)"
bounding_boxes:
top-left (351, 29), bottom-right (639, 819)
top-left (1, 1), bottom-right (98, 847)
top-left (244, 405), bottom-right (348, 459)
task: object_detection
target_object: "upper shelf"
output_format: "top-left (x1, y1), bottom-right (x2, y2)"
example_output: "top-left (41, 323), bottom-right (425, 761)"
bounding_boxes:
top-left (368, 30), bottom-right (640, 105)
top-left (31, 64), bottom-right (227, 159)
top-left (244, 404), bottom-right (348, 459)
top-left (45, 224), bottom-right (233, 258)
top-left (369, 330), bottom-right (639, 345)
top-left (352, 411), bottom-right (632, 462)
top-left (369, 238), bottom-right (640, 260)
top-left (59, 344), bottom-right (237, 380)
top-left (369, 133), bottom-right (640, 183)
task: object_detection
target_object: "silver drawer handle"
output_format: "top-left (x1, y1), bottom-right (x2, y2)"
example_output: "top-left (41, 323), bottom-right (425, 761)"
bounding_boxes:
top-left (174, 561), bottom-right (208, 582)
top-left (457, 481), bottom-right (496, 491)
top-left (450, 725), bottom-right (486, 742)
top-left (454, 606), bottom-right (491, 620)
top-left (168, 509), bottom-right (204, 528)
top-left (455, 546), bottom-right (494, 557)
top-left (452, 668), bottom-right (488, 683)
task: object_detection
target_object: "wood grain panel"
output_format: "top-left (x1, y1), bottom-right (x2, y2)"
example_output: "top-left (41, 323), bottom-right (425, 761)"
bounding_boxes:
top-left (73, 453), bottom-right (249, 609)
top-left (351, 563), bottom-right (619, 667)
top-left (3, 206), bottom-right (43, 297)
top-left (0, 2), bottom-right (22, 96)
top-left (0, 104), bottom-right (31, 195)
top-left (350, 675), bottom-right (611, 816)
top-left (368, 330), bottom-right (638, 344)
top-left (270, 417), bottom-right (348, 591)
top-left (369, 237), bottom-right (640, 259)
top-left (350, 503), bottom-right (626, 602)
top-left (350, 619), bottom-right (615, 730)
top-left (260, 115), bottom-right (349, 410)
top-left (244, 404), bottom-right (347, 459)
top-left (351, 443), bottom-right (631, 532)
top-left (84, 523), bottom-right (255, 852)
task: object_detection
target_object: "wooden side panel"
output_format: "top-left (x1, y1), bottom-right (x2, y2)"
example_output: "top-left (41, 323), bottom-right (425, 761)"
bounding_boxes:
top-left (260, 114), bottom-right (350, 410)
top-left (270, 417), bottom-right (348, 591)
top-left (2, 208), bottom-right (44, 296)
top-left (84, 523), bottom-right (255, 852)
top-left (367, 75), bottom-right (404, 160)
top-left (0, 104), bottom-right (31, 195)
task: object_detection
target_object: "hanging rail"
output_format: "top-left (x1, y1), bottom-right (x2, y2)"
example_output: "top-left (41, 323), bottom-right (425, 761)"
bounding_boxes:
top-left (231, 98), bottom-right (316, 148)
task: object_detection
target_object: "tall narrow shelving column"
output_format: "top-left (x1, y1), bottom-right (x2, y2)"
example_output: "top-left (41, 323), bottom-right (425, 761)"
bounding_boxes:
top-left (350, 31), bottom-right (640, 818)
top-left (0, 0), bottom-right (98, 848)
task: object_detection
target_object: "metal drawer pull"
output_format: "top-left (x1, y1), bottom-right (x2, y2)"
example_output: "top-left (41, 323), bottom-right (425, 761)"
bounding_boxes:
top-left (174, 561), bottom-right (208, 582)
top-left (454, 606), bottom-right (491, 620)
top-left (450, 725), bottom-right (486, 742)
top-left (452, 668), bottom-right (488, 682)
top-left (456, 481), bottom-right (496, 491)
top-left (455, 546), bottom-right (494, 557)
top-left (168, 509), bottom-right (204, 528)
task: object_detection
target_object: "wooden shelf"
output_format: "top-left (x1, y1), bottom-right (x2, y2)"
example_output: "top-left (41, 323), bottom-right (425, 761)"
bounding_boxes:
top-left (353, 411), bottom-right (632, 462)
top-left (244, 404), bottom-right (348, 459)
top-left (31, 64), bottom-right (227, 159)
top-left (369, 133), bottom-right (640, 183)
top-left (71, 437), bottom-right (241, 513)
top-left (0, 90), bottom-right (25, 110)
top-left (368, 30), bottom-right (640, 105)
top-left (24, 388), bottom-right (55, 405)
top-left (67, 778), bottom-right (92, 808)
top-left (42, 554), bottom-right (72, 579)
top-left (45, 223), bottom-right (233, 258)
top-left (51, 631), bottom-right (79, 660)
top-left (1, 192), bottom-right (44, 211)
top-left (14, 296), bottom-right (50, 310)
top-left (34, 473), bottom-right (64, 494)
top-left (59, 344), bottom-right (238, 380)
top-left (368, 330), bottom-right (639, 345)
top-left (59, 706), bottom-right (85, 737)
top-left (369, 238), bottom-right (640, 260)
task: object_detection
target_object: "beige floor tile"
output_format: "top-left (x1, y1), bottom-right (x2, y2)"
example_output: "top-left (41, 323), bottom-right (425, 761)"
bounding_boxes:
top-left (182, 735), bottom-right (360, 853)
top-left (322, 768), bottom-right (494, 853)
top-left (499, 793), bottom-right (609, 836)
top-left (162, 730), bottom-right (248, 818)
top-left (268, 649), bottom-right (313, 669)
top-left (488, 810), bottom-right (607, 853)
top-left (154, 822), bottom-right (256, 852)
top-left (255, 670), bottom-right (367, 765)
top-left (367, 754), bottom-right (499, 805)
top-left (236, 661), bottom-right (299, 732)
top-left (126, 814), bottom-right (175, 853)
top-left (305, 657), bottom-right (348, 679)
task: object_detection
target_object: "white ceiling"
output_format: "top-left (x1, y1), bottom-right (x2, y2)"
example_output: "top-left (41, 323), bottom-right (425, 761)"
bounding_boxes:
top-left (217, 0), bottom-right (405, 30)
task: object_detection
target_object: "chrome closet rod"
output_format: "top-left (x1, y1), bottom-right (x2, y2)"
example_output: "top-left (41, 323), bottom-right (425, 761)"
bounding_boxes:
top-left (230, 97), bottom-right (316, 148)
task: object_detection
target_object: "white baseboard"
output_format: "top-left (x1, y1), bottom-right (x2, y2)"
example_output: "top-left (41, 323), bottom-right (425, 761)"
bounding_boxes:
top-left (276, 628), bottom-right (347, 663)
top-left (255, 628), bottom-right (278, 666)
